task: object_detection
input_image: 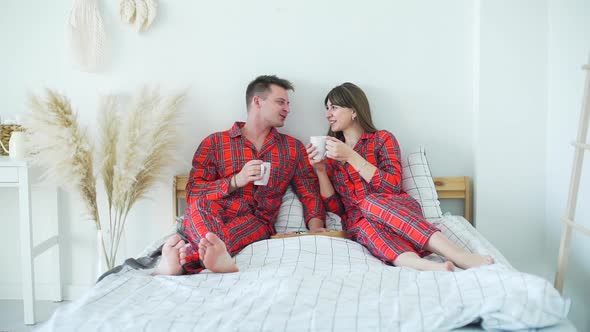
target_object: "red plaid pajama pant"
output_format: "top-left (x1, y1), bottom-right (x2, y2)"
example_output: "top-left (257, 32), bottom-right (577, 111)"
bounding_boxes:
top-left (180, 198), bottom-right (273, 274)
top-left (346, 193), bottom-right (440, 264)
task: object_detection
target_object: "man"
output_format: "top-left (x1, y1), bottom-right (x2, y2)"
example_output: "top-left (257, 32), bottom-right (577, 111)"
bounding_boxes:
top-left (154, 75), bottom-right (327, 275)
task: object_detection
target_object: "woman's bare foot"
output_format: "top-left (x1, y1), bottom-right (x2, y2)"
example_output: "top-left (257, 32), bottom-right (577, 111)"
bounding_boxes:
top-left (152, 234), bottom-right (187, 276)
top-left (418, 260), bottom-right (455, 272)
top-left (394, 252), bottom-right (456, 272)
top-left (440, 261), bottom-right (455, 272)
top-left (198, 232), bottom-right (238, 273)
top-left (452, 253), bottom-right (494, 270)
top-left (424, 232), bottom-right (494, 270)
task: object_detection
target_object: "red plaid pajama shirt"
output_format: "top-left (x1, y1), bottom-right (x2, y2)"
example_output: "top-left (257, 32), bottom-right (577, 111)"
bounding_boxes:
top-left (323, 130), bottom-right (439, 264)
top-left (180, 122), bottom-right (325, 273)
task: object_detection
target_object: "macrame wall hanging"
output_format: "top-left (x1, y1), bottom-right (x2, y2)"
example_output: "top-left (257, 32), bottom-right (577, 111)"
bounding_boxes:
top-left (67, 0), bottom-right (106, 72)
top-left (120, 0), bottom-right (158, 32)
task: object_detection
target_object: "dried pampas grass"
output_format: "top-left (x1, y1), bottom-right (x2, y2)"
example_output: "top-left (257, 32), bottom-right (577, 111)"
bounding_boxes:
top-left (24, 90), bottom-right (100, 228)
top-left (25, 87), bottom-right (186, 269)
top-left (105, 87), bottom-right (185, 265)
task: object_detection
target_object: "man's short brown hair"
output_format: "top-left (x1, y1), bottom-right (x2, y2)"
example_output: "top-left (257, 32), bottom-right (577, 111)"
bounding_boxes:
top-left (245, 75), bottom-right (294, 109)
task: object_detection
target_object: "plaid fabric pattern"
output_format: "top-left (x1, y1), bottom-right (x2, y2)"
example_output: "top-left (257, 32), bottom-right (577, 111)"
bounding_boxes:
top-left (182, 122), bottom-right (325, 273)
top-left (324, 130), bottom-right (439, 262)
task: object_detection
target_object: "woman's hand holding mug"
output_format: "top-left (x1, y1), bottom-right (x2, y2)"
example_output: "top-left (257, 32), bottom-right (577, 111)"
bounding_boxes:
top-left (325, 137), bottom-right (356, 162)
top-left (306, 143), bottom-right (327, 173)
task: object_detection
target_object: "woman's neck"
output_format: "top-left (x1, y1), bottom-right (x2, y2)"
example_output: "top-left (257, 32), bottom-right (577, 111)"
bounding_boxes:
top-left (343, 125), bottom-right (364, 148)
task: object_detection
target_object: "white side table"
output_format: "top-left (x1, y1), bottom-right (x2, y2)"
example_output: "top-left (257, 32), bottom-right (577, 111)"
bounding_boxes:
top-left (0, 156), bottom-right (62, 325)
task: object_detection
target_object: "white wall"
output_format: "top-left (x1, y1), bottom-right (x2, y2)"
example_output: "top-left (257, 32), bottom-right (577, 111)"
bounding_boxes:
top-left (475, 0), bottom-right (590, 330)
top-left (546, 1), bottom-right (590, 331)
top-left (475, 0), bottom-right (548, 272)
top-left (1, 0), bottom-right (588, 330)
top-left (0, 0), bottom-right (475, 298)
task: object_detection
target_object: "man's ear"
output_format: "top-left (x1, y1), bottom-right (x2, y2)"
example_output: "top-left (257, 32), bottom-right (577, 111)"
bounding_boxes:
top-left (252, 95), bottom-right (262, 110)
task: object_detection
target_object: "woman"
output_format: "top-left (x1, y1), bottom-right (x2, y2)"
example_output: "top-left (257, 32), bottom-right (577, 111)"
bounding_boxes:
top-left (307, 82), bottom-right (493, 271)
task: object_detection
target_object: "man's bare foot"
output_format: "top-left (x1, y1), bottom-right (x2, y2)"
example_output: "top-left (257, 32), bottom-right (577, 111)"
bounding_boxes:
top-left (198, 232), bottom-right (238, 273)
top-left (453, 253), bottom-right (494, 269)
top-left (152, 234), bottom-right (187, 276)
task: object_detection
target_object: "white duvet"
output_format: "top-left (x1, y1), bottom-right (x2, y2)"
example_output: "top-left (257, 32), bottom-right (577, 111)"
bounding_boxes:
top-left (39, 216), bottom-right (570, 331)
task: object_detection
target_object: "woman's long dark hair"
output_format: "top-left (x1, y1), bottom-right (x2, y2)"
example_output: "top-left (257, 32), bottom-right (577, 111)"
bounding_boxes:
top-left (324, 82), bottom-right (378, 142)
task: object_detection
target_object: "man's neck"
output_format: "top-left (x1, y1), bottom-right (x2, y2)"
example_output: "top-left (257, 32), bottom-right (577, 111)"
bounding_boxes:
top-left (242, 121), bottom-right (272, 151)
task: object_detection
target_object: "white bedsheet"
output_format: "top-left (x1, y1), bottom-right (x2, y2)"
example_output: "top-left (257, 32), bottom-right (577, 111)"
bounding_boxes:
top-left (39, 216), bottom-right (570, 331)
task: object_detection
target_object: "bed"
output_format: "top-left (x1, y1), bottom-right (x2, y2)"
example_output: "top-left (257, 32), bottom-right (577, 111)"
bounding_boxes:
top-left (39, 148), bottom-right (573, 331)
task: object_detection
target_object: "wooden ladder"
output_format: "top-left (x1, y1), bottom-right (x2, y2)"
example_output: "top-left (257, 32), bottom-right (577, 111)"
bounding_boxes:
top-left (554, 58), bottom-right (590, 293)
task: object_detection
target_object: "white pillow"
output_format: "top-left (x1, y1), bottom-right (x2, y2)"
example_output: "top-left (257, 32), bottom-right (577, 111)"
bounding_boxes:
top-left (275, 186), bottom-right (342, 233)
top-left (401, 146), bottom-right (443, 221)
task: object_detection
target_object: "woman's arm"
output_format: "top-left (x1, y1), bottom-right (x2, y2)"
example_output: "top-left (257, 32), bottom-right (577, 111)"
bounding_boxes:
top-left (306, 142), bottom-right (345, 215)
top-left (291, 141), bottom-right (326, 229)
top-left (316, 170), bottom-right (335, 198)
top-left (347, 153), bottom-right (377, 183)
top-left (317, 171), bottom-right (345, 215)
top-left (361, 131), bottom-right (402, 194)
top-left (327, 132), bottom-right (402, 194)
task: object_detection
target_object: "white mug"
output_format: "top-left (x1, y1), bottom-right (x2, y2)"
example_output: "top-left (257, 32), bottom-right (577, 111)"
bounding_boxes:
top-left (254, 162), bottom-right (271, 186)
top-left (0, 131), bottom-right (26, 160)
top-left (310, 136), bottom-right (328, 160)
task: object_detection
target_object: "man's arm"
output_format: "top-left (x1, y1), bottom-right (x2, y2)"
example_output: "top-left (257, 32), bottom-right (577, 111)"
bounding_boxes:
top-left (186, 134), bottom-right (233, 205)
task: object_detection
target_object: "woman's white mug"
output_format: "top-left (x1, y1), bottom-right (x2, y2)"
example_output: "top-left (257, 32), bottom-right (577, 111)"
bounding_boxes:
top-left (310, 136), bottom-right (328, 160)
top-left (0, 131), bottom-right (26, 160)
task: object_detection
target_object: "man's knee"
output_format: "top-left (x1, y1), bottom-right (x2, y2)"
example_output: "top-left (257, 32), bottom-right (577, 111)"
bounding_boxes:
top-left (191, 197), bottom-right (215, 210)
top-left (185, 198), bottom-right (226, 236)
top-left (187, 198), bottom-right (226, 219)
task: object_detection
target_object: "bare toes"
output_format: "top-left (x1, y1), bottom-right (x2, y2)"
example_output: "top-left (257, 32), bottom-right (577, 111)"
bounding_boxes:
top-left (444, 261), bottom-right (455, 272)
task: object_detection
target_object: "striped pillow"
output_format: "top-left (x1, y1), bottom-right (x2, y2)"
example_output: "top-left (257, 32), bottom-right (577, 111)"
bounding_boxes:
top-left (401, 146), bottom-right (443, 221)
